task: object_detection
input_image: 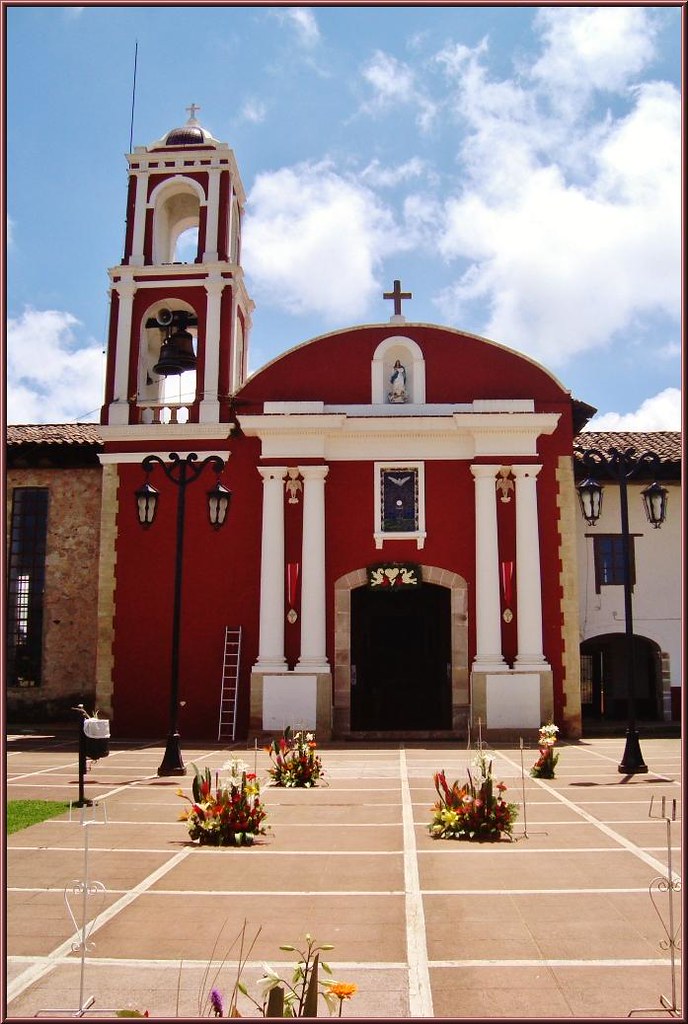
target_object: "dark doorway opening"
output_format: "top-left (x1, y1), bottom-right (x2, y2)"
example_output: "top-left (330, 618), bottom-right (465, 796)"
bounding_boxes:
top-left (580, 633), bottom-right (661, 721)
top-left (350, 582), bottom-right (451, 730)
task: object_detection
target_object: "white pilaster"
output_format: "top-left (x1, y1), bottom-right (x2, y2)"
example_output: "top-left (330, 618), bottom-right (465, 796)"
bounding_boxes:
top-left (513, 464), bottom-right (549, 667)
top-left (256, 467), bottom-right (288, 669)
top-left (129, 172), bottom-right (148, 267)
top-left (108, 281), bottom-right (135, 425)
top-left (199, 276), bottom-right (223, 423)
top-left (202, 169), bottom-right (220, 262)
top-left (471, 464), bottom-right (505, 668)
top-left (296, 465), bottom-right (329, 672)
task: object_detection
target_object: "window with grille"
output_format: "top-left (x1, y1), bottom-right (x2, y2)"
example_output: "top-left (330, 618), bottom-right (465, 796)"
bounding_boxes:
top-left (592, 534), bottom-right (636, 593)
top-left (6, 488), bottom-right (49, 687)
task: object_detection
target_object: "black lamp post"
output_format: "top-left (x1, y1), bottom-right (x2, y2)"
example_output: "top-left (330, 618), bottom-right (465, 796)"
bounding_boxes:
top-left (135, 452), bottom-right (231, 776)
top-left (574, 445), bottom-right (668, 775)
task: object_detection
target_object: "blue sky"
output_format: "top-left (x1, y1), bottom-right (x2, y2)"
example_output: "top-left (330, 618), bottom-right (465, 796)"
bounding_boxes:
top-left (6, 4), bottom-right (682, 430)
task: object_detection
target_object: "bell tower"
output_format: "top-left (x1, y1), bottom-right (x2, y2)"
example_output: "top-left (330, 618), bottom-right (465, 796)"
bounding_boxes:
top-left (101, 107), bottom-right (254, 427)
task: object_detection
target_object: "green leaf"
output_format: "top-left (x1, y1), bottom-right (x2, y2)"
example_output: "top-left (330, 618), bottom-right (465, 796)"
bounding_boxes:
top-left (280, 944), bottom-right (296, 952)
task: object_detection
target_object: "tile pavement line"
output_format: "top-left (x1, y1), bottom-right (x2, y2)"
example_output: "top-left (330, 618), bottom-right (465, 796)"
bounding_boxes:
top-left (399, 746), bottom-right (434, 1018)
top-left (7, 955), bottom-right (409, 971)
top-left (498, 749), bottom-right (681, 880)
top-left (6, 848), bottom-right (193, 1006)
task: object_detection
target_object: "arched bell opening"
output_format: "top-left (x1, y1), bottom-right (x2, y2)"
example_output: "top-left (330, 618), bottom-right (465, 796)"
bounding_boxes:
top-left (151, 178), bottom-right (204, 265)
top-left (137, 301), bottom-right (199, 423)
top-left (173, 225), bottom-right (199, 264)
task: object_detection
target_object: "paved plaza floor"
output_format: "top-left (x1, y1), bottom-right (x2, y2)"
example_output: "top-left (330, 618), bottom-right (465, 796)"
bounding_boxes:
top-left (4, 732), bottom-right (682, 1019)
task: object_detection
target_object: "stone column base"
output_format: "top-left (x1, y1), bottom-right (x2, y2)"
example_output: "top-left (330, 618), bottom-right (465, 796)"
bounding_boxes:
top-left (470, 667), bottom-right (554, 740)
top-left (249, 669), bottom-right (332, 741)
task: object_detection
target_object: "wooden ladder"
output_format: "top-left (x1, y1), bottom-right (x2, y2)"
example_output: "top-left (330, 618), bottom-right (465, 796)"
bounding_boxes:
top-left (217, 626), bottom-right (242, 742)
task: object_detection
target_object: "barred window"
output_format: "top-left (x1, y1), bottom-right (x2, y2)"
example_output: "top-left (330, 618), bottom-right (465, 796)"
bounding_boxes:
top-left (6, 488), bottom-right (49, 687)
top-left (593, 534), bottom-right (636, 594)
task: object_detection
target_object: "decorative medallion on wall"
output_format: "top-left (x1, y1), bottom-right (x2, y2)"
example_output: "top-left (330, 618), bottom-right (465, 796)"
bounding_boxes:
top-left (285, 468), bottom-right (302, 504)
top-left (367, 563), bottom-right (422, 590)
top-left (496, 467), bottom-right (514, 503)
top-left (287, 562), bottom-right (299, 623)
top-left (501, 560), bottom-right (514, 622)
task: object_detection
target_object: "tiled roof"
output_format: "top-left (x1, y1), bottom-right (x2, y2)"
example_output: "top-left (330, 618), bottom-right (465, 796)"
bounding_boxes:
top-left (574, 430), bottom-right (681, 464)
top-left (6, 424), bottom-right (102, 446)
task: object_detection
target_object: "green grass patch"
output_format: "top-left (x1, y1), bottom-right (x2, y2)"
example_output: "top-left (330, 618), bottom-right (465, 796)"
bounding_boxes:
top-left (7, 799), bottom-right (71, 833)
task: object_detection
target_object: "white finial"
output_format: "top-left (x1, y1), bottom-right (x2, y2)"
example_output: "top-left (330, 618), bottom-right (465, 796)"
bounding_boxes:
top-left (186, 103), bottom-right (201, 123)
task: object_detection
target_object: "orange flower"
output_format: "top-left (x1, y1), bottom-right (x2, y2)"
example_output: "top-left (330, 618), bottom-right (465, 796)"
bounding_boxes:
top-left (328, 983), bottom-right (358, 1000)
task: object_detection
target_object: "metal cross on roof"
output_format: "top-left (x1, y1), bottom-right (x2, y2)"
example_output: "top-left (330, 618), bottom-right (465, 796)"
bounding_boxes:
top-left (383, 279), bottom-right (412, 316)
top-left (186, 103), bottom-right (201, 122)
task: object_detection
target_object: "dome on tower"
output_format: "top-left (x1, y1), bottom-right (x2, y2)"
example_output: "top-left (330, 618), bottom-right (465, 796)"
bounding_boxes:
top-left (149, 105), bottom-right (220, 150)
top-left (165, 123), bottom-right (206, 146)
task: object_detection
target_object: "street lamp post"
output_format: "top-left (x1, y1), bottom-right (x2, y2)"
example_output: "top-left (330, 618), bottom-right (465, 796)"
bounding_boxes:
top-left (135, 452), bottom-right (231, 776)
top-left (574, 445), bottom-right (668, 775)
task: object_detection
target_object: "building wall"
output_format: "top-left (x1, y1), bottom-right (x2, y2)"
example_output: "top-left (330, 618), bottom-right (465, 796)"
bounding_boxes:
top-left (6, 467), bottom-right (102, 720)
top-left (576, 479), bottom-right (682, 718)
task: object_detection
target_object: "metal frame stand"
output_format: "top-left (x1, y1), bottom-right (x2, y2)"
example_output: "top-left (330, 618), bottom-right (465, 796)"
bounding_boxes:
top-left (629, 796), bottom-right (682, 1018)
top-left (35, 806), bottom-right (119, 1018)
top-left (513, 737), bottom-right (549, 840)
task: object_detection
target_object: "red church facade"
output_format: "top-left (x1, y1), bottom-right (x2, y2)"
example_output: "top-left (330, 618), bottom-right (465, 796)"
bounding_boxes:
top-left (94, 113), bottom-right (589, 745)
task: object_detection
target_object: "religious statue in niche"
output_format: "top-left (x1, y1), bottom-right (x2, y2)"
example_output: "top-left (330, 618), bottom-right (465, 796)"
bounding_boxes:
top-left (388, 360), bottom-right (408, 403)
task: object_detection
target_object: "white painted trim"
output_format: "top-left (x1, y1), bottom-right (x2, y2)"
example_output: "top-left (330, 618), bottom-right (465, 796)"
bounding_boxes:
top-left (239, 412), bottom-right (560, 461)
top-left (98, 449), bottom-right (230, 465)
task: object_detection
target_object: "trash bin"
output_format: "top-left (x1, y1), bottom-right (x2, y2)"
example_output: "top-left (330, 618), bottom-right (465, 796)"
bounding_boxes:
top-left (83, 717), bottom-right (110, 760)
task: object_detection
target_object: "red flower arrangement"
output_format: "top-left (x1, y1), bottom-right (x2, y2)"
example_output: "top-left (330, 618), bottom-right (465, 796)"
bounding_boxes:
top-left (429, 751), bottom-right (518, 841)
top-left (178, 764), bottom-right (268, 846)
top-left (266, 727), bottom-right (324, 788)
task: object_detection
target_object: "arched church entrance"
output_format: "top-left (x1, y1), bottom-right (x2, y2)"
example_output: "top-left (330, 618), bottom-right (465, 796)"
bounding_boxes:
top-left (580, 633), bottom-right (662, 721)
top-left (351, 582), bottom-right (451, 730)
top-left (333, 566), bottom-right (469, 736)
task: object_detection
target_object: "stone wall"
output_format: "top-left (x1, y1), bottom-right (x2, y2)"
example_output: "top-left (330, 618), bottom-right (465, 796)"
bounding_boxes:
top-left (6, 467), bottom-right (102, 721)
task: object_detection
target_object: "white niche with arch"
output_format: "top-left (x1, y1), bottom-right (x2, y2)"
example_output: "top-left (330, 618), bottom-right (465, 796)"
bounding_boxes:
top-left (371, 335), bottom-right (426, 405)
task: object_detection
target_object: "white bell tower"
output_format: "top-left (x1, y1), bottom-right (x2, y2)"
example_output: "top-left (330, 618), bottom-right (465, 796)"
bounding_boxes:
top-left (101, 106), bottom-right (254, 427)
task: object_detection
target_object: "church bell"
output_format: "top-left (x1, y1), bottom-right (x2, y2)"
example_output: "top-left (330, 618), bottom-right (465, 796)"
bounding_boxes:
top-left (153, 322), bottom-right (197, 377)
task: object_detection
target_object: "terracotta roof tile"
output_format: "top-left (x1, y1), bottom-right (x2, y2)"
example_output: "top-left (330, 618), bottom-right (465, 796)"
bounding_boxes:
top-left (574, 430), bottom-right (681, 464)
top-left (6, 423), bottom-right (102, 446)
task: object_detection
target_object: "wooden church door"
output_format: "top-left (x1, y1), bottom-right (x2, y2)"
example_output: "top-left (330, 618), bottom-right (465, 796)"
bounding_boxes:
top-left (350, 582), bottom-right (451, 730)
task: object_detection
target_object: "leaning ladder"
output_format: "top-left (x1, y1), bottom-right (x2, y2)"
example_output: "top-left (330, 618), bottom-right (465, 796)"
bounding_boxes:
top-left (217, 626), bottom-right (242, 743)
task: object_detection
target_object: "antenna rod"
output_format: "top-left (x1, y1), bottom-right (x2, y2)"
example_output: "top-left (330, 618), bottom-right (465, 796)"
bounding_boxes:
top-left (129, 40), bottom-right (138, 152)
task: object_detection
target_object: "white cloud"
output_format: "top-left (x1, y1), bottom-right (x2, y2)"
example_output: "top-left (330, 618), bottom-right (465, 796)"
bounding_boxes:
top-left (243, 161), bottom-right (408, 322)
top-left (531, 7), bottom-right (659, 97)
top-left (582, 388), bottom-right (682, 432)
top-left (359, 50), bottom-right (437, 130)
top-left (271, 8), bottom-right (320, 48)
top-left (360, 157), bottom-right (428, 188)
top-left (432, 19), bottom-right (680, 367)
top-left (239, 98), bottom-right (267, 125)
top-left (7, 308), bottom-right (104, 423)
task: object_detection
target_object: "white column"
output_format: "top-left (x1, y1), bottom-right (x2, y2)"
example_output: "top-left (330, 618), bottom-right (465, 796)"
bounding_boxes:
top-left (256, 467), bottom-right (288, 669)
top-left (108, 281), bottom-right (135, 425)
top-left (471, 464), bottom-right (505, 667)
top-left (513, 464), bottom-right (548, 667)
top-left (202, 169), bottom-right (220, 262)
top-left (129, 172), bottom-right (148, 267)
top-left (199, 276), bottom-right (223, 424)
top-left (296, 465), bottom-right (329, 672)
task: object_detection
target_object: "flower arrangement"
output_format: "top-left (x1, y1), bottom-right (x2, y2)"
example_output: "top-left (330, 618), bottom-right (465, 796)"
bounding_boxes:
top-left (530, 722), bottom-right (560, 778)
top-left (266, 726), bottom-right (324, 788)
top-left (429, 750), bottom-right (518, 841)
top-left (177, 763), bottom-right (268, 846)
